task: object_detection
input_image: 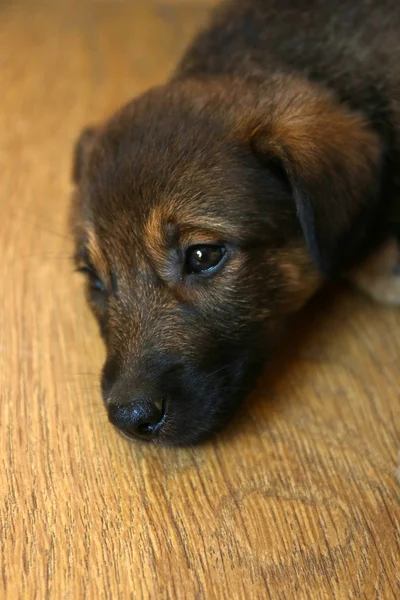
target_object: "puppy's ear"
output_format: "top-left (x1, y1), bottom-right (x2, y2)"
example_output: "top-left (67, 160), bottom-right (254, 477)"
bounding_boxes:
top-left (72, 127), bottom-right (96, 184)
top-left (252, 91), bottom-right (383, 276)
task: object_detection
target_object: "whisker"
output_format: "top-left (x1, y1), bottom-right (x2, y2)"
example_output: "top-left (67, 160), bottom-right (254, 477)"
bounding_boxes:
top-left (192, 424), bottom-right (218, 436)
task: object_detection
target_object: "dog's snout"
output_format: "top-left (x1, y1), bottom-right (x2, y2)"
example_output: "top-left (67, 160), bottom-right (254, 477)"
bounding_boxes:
top-left (108, 397), bottom-right (164, 440)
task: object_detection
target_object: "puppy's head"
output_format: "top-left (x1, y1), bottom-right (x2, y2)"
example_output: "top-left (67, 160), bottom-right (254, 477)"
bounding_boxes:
top-left (71, 78), bottom-right (382, 445)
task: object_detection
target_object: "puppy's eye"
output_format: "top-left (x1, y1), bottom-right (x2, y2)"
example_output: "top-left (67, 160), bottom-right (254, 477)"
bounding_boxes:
top-left (76, 265), bottom-right (106, 294)
top-left (89, 277), bottom-right (106, 294)
top-left (185, 245), bottom-right (226, 274)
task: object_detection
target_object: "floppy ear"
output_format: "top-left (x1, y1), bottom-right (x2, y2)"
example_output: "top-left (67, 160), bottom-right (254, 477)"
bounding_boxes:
top-left (251, 92), bottom-right (383, 276)
top-left (72, 127), bottom-right (96, 184)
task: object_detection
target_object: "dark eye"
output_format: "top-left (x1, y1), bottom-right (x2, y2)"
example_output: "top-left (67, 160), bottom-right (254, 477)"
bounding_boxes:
top-left (90, 276), bottom-right (106, 294)
top-left (185, 245), bottom-right (226, 275)
top-left (76, 265), bottom-right (106, 294)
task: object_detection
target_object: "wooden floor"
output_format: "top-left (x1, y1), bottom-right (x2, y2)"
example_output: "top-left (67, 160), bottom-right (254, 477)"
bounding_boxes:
top-left (1, 1), bottom-right (399, 598)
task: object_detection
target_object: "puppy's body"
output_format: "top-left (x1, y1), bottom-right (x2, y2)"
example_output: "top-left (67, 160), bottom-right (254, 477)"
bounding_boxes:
top-left (180, 0), bottom-right (400, 124)
top-left (72, 0), bottom-right (400, 445)
top-left (177, 0), bottom-right (400, 224)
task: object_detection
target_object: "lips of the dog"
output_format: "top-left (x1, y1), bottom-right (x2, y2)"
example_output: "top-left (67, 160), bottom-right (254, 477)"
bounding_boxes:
top-left (71, 0), bottom-right (399, 445)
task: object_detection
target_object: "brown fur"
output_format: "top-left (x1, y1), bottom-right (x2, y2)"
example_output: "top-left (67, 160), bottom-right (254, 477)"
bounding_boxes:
top-left (71, 0), bottom-right (400, 445)
top-left (276, 246), bottom-right (322, 312)
top-left (349, 237), bottom-right (400, 305)
top-left (254, 87), bottom-right (381, 198)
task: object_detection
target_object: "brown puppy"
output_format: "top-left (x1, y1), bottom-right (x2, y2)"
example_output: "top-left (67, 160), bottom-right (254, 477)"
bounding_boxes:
top-left (71, 0), bottom-right (400, 446)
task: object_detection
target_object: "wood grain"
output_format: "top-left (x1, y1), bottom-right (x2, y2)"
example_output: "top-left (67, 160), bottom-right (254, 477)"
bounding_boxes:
top-left (0, 1), bottom-right (399, 598)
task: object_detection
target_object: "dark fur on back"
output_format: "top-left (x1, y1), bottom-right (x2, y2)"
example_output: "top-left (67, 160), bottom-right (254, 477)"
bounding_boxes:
top-left (72, 0), bottom-right (400, 445)
top-left (177, 0), bottom-right (400, 239)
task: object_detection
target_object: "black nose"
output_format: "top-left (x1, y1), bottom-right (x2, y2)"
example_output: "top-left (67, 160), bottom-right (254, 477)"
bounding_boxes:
top-left (108, 399), bottom-right (164, 439)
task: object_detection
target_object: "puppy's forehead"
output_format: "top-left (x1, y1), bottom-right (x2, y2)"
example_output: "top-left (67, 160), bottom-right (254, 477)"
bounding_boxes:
top-left (86, 140), bottom-right (249, 244)
top-left (83, 89), bottom-right (294, 250)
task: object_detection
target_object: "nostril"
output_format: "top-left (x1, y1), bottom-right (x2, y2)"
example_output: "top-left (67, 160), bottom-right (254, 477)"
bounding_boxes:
top-left (108, 398), bottom-right (164, 439)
